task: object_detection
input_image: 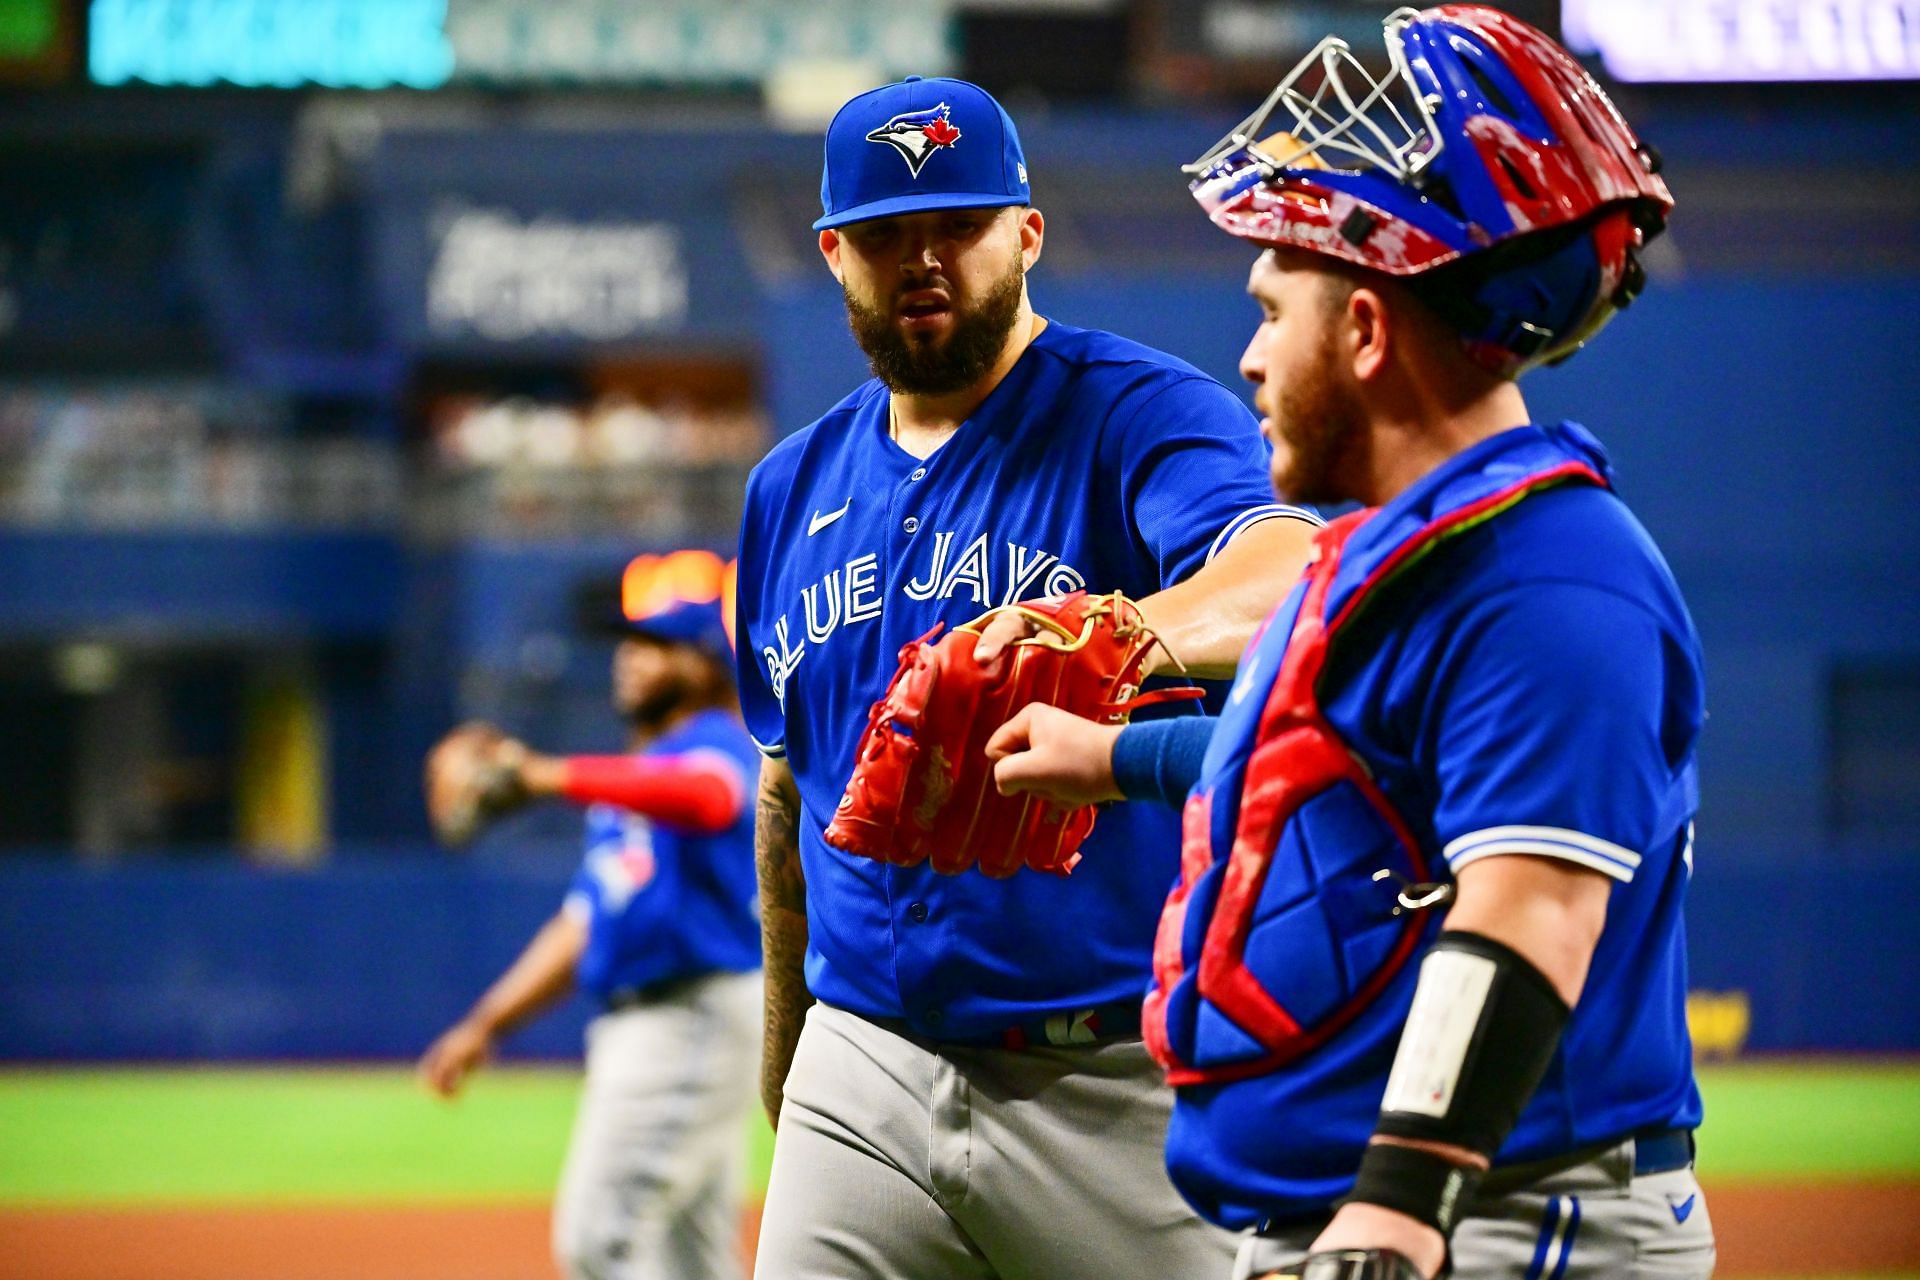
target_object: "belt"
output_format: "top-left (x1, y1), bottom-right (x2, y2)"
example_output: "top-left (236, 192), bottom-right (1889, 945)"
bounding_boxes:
top-left (1632, 1127), bottom-right (1696, 1175)
top-left (603, 973), bottom-right (707, 1012)
top-left (1256, 1127), bottom-right (1695, 1236)
top-left (998, 999), bottom-right (1142, 1049)
top-left (861, 998), bottom-right (1143, 1050)
top-left (1476, 1125), bottom-right (1697, 1196)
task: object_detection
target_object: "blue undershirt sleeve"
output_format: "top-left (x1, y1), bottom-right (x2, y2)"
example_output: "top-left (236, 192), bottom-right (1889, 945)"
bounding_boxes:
top-left (1111, 715), bottom-right (1218, 808)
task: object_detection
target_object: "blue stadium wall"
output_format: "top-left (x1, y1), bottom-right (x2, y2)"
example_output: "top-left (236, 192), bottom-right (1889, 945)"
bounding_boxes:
top-left (1, 110), bottom-right (1915, 1059)
top-left (1, 852), bottom-right (1915, 1058)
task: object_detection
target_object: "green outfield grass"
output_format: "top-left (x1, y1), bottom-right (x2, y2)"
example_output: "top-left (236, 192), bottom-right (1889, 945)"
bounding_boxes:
top-left (0, 1060), bottom-right (1914, 1207)
top-left (1695, 1060), bottom-right (1920, 1183)
top-left (0, 1066), bottom-right (755, 1206)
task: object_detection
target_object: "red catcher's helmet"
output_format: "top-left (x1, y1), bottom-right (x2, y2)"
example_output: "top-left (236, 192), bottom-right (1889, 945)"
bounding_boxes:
top-left (1186, 5), bottom-right (1674, 374)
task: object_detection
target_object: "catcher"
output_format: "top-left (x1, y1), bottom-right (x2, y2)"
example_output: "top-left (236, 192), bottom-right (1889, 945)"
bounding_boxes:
top-left (989, 10), bottom-right (1712, 1280)
top-left (418, 560), bottom-right (762, 1280)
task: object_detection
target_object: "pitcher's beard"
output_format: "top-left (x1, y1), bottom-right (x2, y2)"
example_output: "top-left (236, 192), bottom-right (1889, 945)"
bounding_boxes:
top-left (845, 259), bottom-right (1026, 396)
top-left (621, 679), bottom-right (692, 734)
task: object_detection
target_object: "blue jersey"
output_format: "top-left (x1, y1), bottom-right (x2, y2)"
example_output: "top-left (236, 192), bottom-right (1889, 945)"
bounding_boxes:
top-left (734, 319), bottom-right (1307, 1039)
top-left (1164, 423), bottom-right (1705, 1228)
top-left (563, 708), bottom-right (762, 1003)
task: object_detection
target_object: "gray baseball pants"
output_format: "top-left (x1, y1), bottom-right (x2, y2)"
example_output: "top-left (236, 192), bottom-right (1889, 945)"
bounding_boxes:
top-left (1231, 1138), bottom-right (1715, 1280)
top-left (753, 1001), bottom-right (1240, 1280)
top-left (553, 970), bottom-right (763, 1280)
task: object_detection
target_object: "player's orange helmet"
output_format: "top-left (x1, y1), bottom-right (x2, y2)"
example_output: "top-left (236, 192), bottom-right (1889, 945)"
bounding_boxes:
top-left (614, 550), bottom-right (738, 660)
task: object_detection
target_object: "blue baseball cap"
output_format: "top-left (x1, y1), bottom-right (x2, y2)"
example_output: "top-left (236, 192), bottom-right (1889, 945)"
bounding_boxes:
top-left (619, 597), bottom-right (733, 663)
top-left (815, 76), bottom-right (1031, 231)
top-left (583, 551), bottom-right (738, 664)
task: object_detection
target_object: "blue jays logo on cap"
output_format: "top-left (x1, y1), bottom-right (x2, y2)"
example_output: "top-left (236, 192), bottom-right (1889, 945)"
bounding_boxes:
top-left (816, 76), bottom-right (1030, 231)
top-left (865, 104), bottom-right (963, 178)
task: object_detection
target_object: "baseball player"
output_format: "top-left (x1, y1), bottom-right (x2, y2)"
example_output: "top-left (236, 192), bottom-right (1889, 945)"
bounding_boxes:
top-left (732, 77), bottom-right (1321, 1280)
top-left (986, 9), bottom-right (1710, 1279)
top-left (418, 559), bottom-right (763, 1280)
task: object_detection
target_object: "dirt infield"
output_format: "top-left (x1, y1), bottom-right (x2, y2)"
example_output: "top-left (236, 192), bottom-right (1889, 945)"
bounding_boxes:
top-left (1, 1181), bottom-right (1913, 1279)
top-left (1710, 1182), bottom-right (1920, 1276)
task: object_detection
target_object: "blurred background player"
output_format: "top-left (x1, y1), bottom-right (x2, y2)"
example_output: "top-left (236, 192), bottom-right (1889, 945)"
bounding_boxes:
top-left (418, 558), bottom-right (763, 1280)
top-left (733, 75), bottom-right (1319, 1280)
top-left (988, 9), bottom-right (1708, 1279)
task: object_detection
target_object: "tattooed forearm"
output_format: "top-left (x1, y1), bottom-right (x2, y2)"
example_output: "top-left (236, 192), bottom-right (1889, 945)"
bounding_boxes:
top-left (756, 758), bottom-right (806, 913)
top-left (755, 758), bottom-right (812, 1127)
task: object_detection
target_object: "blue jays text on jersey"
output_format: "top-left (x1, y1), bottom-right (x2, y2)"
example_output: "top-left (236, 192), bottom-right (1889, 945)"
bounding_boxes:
top-left (733, 319), bottom-right (1313, 1040)
top-left (1155, 423), bottom-right (1706, 1228)
top-left (563, 708), bottom-right (763, 1004)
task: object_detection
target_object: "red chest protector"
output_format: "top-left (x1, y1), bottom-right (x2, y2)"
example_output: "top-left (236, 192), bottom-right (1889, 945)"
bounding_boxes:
top-left (1143, 462), bottom-right (1603, 1087)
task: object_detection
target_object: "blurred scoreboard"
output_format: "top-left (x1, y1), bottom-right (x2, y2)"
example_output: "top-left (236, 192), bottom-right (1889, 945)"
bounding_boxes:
top-left (81, 0), bottom-right (953, 90)
top-left (89, 0), bottom-right (452, 89)
top-left (1564, 0), bottom-right (1920, 81)
top-left (17, 0), bottom-right (1920, 92)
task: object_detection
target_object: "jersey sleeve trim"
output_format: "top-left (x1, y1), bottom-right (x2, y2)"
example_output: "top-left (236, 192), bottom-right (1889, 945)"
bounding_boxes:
top-left (1442, 824), bottom-right (1641, 883)
top-left (750, 733), bottom-right (786, 759)
top-left (1206, 504), bottom-right (1324, 564)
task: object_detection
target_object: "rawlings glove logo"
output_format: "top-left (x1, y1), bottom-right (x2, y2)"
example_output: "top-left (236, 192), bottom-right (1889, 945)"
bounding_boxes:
top-left (866, 104), bottom-right (962, 177)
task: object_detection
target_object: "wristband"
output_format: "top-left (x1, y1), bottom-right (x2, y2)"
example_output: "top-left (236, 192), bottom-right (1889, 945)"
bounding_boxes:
top-left (1342, 1140), bottom-right (1481, 1236)
top-left (1110, 715), bottom-right (1215, 806)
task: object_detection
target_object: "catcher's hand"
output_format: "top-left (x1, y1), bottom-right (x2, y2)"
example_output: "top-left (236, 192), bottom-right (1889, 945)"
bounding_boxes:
top-left (986, 703), bottom-right (1125, 807)
top-left (424, 721), bottom-right (531, 846)
top-left (1256, 1249), bottom-right (1428, 1280)
top-left (824, 590), bottom-right (1196, 878)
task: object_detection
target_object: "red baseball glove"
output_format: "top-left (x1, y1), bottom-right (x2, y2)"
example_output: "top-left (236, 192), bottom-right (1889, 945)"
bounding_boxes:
top-left (824, 590), bottom-right (1198, 878)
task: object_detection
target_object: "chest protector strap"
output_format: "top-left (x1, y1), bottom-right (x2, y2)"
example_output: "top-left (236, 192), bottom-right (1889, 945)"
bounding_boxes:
top-left (1143, 461), bottom-right (1604, 1086)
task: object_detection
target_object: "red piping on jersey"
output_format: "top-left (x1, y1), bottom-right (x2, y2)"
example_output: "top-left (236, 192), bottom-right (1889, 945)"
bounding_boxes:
top-left (1145, 461), bottom-right (1604, 1086)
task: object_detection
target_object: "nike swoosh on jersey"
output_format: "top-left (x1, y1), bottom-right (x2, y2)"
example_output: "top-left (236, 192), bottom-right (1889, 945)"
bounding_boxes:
top-left (1669, 1194), bottom-right (1697, 1223)
top-left (808, 499), bottom-right (853, 536)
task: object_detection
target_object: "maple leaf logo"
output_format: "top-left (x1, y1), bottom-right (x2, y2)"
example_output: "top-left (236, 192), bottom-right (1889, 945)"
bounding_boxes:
top-left (922, 116), bottom-right (961, 148)
top-left (866, 105), bottom-right (964, 177)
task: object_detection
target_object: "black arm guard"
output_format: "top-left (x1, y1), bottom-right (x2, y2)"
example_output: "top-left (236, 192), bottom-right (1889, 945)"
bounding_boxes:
top-left (1340, 930), bottom-right (1571, 1236)
top-left (1374, 930), bottom-right (1571, 1156)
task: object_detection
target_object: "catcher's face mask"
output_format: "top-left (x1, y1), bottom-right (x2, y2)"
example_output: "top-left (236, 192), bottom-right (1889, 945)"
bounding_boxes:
top-left (1186, 4), bottom-right (1672, 374)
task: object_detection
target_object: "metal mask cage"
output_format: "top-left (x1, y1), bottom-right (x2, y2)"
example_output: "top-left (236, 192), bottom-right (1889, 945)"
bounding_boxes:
top-left (1183, 7), bottom-right (1441, 186)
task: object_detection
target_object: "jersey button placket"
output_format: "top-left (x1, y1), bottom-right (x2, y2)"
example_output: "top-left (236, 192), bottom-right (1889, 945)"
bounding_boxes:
top-left (902, 516), bottom-right (920, 534)
top-left (908, 902), bottom-right (928, 923)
